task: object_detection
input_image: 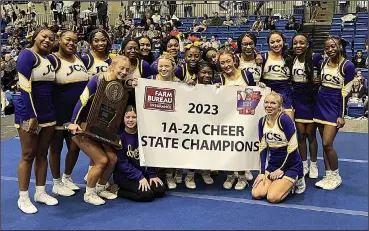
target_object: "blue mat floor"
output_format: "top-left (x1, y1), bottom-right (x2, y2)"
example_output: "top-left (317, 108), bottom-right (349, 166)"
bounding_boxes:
top-left (1, 132), bottom-right (368, 230)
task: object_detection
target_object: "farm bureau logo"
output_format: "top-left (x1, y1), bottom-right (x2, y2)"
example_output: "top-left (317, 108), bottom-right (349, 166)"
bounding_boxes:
top-left (237, 88), bottom-right (262, 115)
top-left (144, 87), bottom-right (175, 112)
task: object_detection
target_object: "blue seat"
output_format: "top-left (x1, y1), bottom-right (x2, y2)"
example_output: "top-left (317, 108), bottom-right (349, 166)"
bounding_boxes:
top-left (342, 29), bottom-right (355, 36)
top-left (347, 103), bottom-right (364, 118)
top-left (257, 37), bottom-right (267, 44)
top-left (239, 25), bottom-right (250, 32)
top-left (255, 44), bottom-right (263, 51)
top-left (346, 51), bottom-right (352, 60)
top-left (284, 30), bottom-right (296, 37)
top-left (332, 18), bottom-right (342, 24)
top-left (221, 32), bottom-right (234, 38)
top-left (354, 37), bottom-right (367, 44)
top-left (275, 25), bottom-right (285, 31)
top-left (355, 43), bottom-right (366, 50)
top-left (217, 26), bottom-right (229, 32)
top-left (356, 23), bottom-right (367, 29)
top-left (207, 27), bottom-right (218, 32)
top-left (361, 70), bottom-right (368, 79)
top-left (331, 23), bottom-right (342, 30)
top-left (356, 17), bottom-right (368, 24)
top-left (228, 26), bottom-right (240, 31)
top-left (233, 31), bottom-right (243, 38)
top-left (330, 29), bottom-right (341, 36)
top-left (355, 29), bottom-right (368, 37)
top-left (258, 31), bottom-right (270, 37)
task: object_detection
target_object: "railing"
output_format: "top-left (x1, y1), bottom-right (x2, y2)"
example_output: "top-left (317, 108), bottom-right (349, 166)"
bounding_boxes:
top-left (125, 1), bottom-right (305, 19)
top-left (333, 0), bottom-right (368, 14)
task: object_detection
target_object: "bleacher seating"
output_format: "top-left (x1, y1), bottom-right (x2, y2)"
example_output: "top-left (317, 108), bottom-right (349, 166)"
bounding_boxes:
top-left (347, 102), bottom-right (365, 118)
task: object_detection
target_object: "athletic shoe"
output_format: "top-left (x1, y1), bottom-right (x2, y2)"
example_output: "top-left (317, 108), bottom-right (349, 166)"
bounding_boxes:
top-left (18, 197), bottom-right (38, 214)
top-left (174, 169), bottom-right (183, 184)
top-left (294, 177), bottom-right (306, 194)
top-left (245, 170), bottom-right (253, 181)
top-left (202, 170), bottom-right (214, 184)
top-left (315, 175), bottom-right (331, 188)
top-left (84, 192), bottom-right (105, 205)
top-left (34, 192), bottom-right (58, 206)
top-left (166, 175), bottom-right (177, 189)
top-left (52, 182), bottom-right (75, 196)
top-left (62, 176), bottom-right (80, 191)
top-left (309, 162), bottom-right (318, 179)
top-left (185, 172), bottom-right (196, 189)
top-left (234, 174), bottom-right (248, 190)
top-left (303, 162), bottom-right (309, 176)
top-left (223, 174), bottom-right (236, 189)
top-left (322, 174), bottom-right (342, 190)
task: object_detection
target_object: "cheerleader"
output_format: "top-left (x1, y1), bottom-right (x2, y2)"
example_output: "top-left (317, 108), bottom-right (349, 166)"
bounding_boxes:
top-left (175, 45), bottom-right (201, 82)
top-left (118, 38), bottom-right (152, 105)
top-left (252, 92), bottom-right (305, 203)
top-left (203, 47), bottom-right (221, 79)
top-left (290, 34), bottom-right (323, 178)
top-left (137, 36), bottom-right (155, 64)
top-left (237, 32), bottom-right (262, 84)
top-left (150, 36), bottom-right (180, 73)
top-left (47, 30), bottom-right (89, 196)
top-left (67, 56), bottom-right (131, 205)
top-left (83, 28), bottom-right (112, 78)
top-left (261, 31), bottom-right (293, 119)
top-left (113, 105), bottom-right (165, 202)
top-left (214, 51), bottom-right (261, 190)
top-left (16, 27), bottom-right (57, 214)
top-left (134, 54), bottom-right (181, 189)
top-left (313, 36), bottom-right (355, 190)
top-left (83, 28), bottom-right (112, 180)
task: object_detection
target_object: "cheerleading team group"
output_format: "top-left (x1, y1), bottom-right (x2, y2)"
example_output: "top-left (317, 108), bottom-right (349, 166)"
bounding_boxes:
top-left (14, 26), bottom-right (354, 214)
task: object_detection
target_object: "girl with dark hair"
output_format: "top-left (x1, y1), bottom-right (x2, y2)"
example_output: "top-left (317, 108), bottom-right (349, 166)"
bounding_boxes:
top-left (118, 38), bottom-right (152, 105)
top-left (237, 32), bottom-right (262, 83)
top-left (313, 36), bottom-right (355, 190)
top-left (113, 105), bottom-right (165, 201)
top-left (137, 36), bottom-right (155, 64)
top-left (83, 28), bottom-right (112, 78)
top-left (290, 34), bottom-right (323, 178)
top-left (261, 31), bottom-right (293, 119)
top-left (67, 56), bottom-right (131, 205)
top-left (203, 47), bottom-right (221, 79)
top-left (150, 36), bottom-right (180, 73)
top-left (214, 51), bottom-right (257, 190)
top-left (82, 28), bottom-right (113, 180)
top-left (16, 27), bottom-right (57, 214)
top-left (175, 45), bottom-right (201, 82)
top-left (47, 30), bottom-right (89, 196)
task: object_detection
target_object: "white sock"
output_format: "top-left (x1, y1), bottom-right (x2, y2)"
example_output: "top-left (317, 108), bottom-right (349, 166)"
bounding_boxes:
top-left (86, 186), bottom-right (95, 194)
top-left (62, 173), bottom-right (71, 179)
top-left (96, 183), bottom-right (105, 192)
top-left (88, 165), bottom-right (93, 172)
top-left (35, 186), bottom-right (46, 195)
top-left (53, 178), bottom-right (62, 185)
top-left (310, 161), bottom-right (317, 166)
top-left (326, 170), bottom-right (333, 176)
top-left (19, 190), bottom-right (29, 199)
top-left (302, 160), bottom-right (308, 166)
top-left (332, 169), bottom-right (339, 175)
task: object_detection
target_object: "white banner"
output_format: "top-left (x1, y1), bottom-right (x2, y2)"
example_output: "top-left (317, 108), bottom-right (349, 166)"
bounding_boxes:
top-left (136, 78), bottom-right (271, 171)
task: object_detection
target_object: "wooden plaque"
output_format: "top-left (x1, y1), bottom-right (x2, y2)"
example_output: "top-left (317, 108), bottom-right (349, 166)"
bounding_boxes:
top-left (78, 76), bottom-right (128, 149)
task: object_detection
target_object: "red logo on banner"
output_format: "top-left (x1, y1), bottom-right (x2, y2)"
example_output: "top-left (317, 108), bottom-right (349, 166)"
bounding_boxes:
top-left (144, 87), bottom-right (175, 112)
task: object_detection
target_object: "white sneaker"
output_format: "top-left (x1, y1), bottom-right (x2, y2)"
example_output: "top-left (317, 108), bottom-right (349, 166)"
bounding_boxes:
top-left (303, 162), bottom-right (309, 176)
top-left (202, 171), bottom-right (214, 184)
top-left (84, 192), bottom-right (105, 205)
top-left (315, 175), bottom-right (331, 188)
top-left (52, 183), bottom-right (75, 196)
top-left (294, 177), bottom-right (306, 194)
top-left (34, 192), bottom-right (58, 206)
top-left (235, 175), bottom-right (248, 190)
top-left (322, 174), bottom-right (342, 190)
top-left (223, 174), bottom-right (236, 189)
top-left (18, 197), bottom-right (38, 214)
top-left (62, 176), bottom-right (80, 191)
top-left (166, 175), bottom-right (177, 189)
top-left (245, 170), bottom-right (253, 181)
top-left (185, 172), bottom-right (196, 189)
top-left (309, 163), bottom-right (319, 179)
top-left (174, 169), bottom-right (183, 184)
top-left (98, 190), bottom-right (117, 199)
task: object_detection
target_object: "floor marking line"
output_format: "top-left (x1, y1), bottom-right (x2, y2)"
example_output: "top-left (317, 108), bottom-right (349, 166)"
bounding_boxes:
top-left (315, 157), bottom-right (367, 163)
top-left (2, 176), bottom-right (368, 217)
top-left (168, 192), bottom-right (368, 217)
